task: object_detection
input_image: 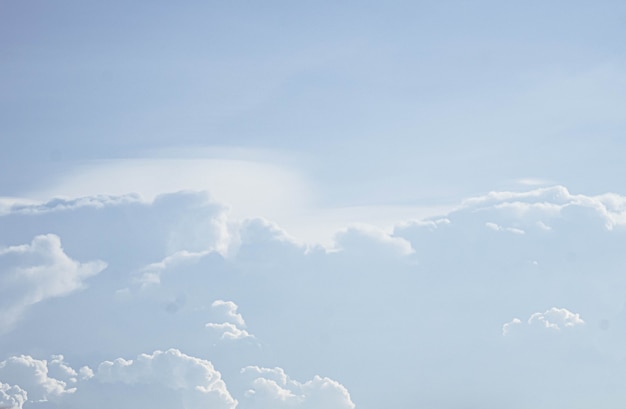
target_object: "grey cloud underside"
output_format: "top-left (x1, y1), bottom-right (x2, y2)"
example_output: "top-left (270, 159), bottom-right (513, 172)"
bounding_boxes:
top-left (1, 186), bottom-right (626, 408)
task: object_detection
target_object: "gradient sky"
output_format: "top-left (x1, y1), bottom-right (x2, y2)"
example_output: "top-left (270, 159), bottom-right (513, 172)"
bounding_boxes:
top-left (2, 2), bottom-right (626, 409)
top-left (3, 1), bottom-right (626, 203)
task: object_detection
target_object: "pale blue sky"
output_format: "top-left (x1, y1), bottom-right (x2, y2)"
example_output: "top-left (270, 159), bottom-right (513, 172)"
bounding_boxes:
top-left (3, 0), bottom-right (626, 205)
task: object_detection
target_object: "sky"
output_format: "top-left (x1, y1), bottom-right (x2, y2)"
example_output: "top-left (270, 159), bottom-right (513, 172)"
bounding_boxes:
top-left (1, 1), bottom-right (626, 408)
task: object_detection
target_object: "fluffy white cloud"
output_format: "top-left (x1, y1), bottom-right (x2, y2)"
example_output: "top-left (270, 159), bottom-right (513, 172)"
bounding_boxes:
top-left (528, 307), bottom-right (585, 330)
top-left (95, 349), bottom-right (236, 409)
top-left (0, 355), bottom-right (75, 403)
top-left (503, 307), bottom-right (585, 335)
top-left (205, 300), bottom-right (254, 341)
top-left (206, 322), bottom-right (253, 341)
top-left (0, 382), bottom-right (27, 409)
top-left (1, 186), bottom-right (626, 409)
top-left (239, 366), bottom-right (355, 409)
top-left (0, 234), bottom-right (106, 331)
top-left (210, 300), bottom-right (246, 327)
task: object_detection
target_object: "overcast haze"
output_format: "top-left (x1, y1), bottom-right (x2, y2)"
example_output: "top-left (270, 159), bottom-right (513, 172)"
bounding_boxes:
top-left (2, 1), bottom-right (626, 408)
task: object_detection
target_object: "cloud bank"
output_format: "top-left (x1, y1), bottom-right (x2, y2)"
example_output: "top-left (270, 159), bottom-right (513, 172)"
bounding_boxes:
top-left (1, 185), bottom-right (626, 408)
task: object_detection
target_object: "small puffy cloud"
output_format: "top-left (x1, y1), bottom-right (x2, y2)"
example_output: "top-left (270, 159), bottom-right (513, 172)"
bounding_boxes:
top-left (95, 349), bottom-right (236, 409)
top-left (206, 300), bottom-right (254, 341)
top-left (503, 308), bottom-right (585, 335)
top-left (0, 383), bottom-right (27, 409)
top-left (0, 234), bottom-right (106, 331)
top-left (0, 355), bottom-right (75, 403)
top-left (528, 307), bottom-right (585, 330)
top-left (502, 318), bottom-right (522, 336)
top-left (210, 300), bottom-right (246, 327)
top-left (240, 366), bottom-right (355, 409)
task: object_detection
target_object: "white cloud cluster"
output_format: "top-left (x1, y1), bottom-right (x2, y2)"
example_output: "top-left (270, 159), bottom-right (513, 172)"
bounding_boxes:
top-left (528, 307), bottom-right (585, 330)
top-left (95, 349), bottom-right (237, 409)
top-left (0, 382), bottom-right (27, 409)
top-left (503, 307), bottom-right (585, 335)
top-left (240, 366), bottom-right (355, 409)
top-left (0, 355), bottom-right (76, 403)
top-left (0, 234), bottom-right (106, 331)
top-left (1, 185), bottom-right (626, 409)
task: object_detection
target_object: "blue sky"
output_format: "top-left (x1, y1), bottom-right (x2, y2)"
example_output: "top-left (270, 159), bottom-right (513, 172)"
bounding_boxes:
top-left (2, 1), bottom-right (626, 408)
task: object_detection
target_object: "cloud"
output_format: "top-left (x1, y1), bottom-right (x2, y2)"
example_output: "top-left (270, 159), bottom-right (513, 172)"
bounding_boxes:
top-left (528, 307), bottom-right (585, 330)
top-left (210, 300), bottom-right (247, 327)
top-left (0, 383), bottom-right (27, 409)
top-left (0, 191), bottom-right (229, 270)
top-left (332, 225), bottom-right (414, 256)
top-left (0, 355), bottom-right (76, 403)
top-left (1, 185), bottom-right (626, 408)
top-left (92, 349), bottom-right (237, 409)
top-left (239, 366), bottom-right (355, 409)
top-left (205, 300), bottom-right (255, 341)
top-left (503, 308), bottom-right (585, 335)
top-left (0, 234), bottom-right (106, 331)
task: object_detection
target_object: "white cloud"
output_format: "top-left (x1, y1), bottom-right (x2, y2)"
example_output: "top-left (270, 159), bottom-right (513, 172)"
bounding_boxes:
top-left (206, 322), bottom-right (253, 341)
top-left (502, 318), bottom-right (522, 336)
top-left (333, 225), bottom-right (414, 256)
top-left (485, 222), bottom-right (525, 235)
top-left (206, 300), bottom-right (254, 341)
top-left (0, 355), bottom-right (75, 403)
top-left (240, 366), bottom-right (355, 409)
top-left (210, 300), bottom-right (247, 328)
top-left (0, 234), bottom-right (107, 331)
top-left (95, 349), bottom-right (236, 409)
top-left (1, 185), bottom-right (626, 409)
top-left (528, 307), bottom-right (585, 330)
top-left (0, 383), bottom-right (27, 409)
top-left (503, 308), bottom-right (585, 335)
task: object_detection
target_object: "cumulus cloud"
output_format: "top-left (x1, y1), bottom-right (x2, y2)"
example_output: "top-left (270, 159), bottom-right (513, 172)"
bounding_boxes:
top-left (205, 300), bottom-right (254, 341)
top-left (210, 300), bottom-right (247, 327)
top-left (1, 185), bottom-right (625, 409)
top-left (528, 307), bottom-right (585, 330)
top-left (0, 355), bottom-right (75, 403)
top-left (0, 383), bottom-right (27, 409)
top-left (0, 234), bottom-right (106, 331)
top-left (0, 191), bottom-right (229, 271)
top-left (239, 366), bottom-right (355, 409)
top-left (503, 308), bottom-right (585, 335)
top-left (94, 349), bottom-right (236, 409)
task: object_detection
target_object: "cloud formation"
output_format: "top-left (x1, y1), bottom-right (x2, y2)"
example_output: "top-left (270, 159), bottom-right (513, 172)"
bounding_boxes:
top-left (0, 234), bottom-right (106, 331)
top-left (1, 185), bottom-right (626, 408)
top-left (93, 349), bottom-right (237, 409)
top-left (240, 366), bottom-right (355, 409)
top-left (503, 307), bottom-right (585, 336)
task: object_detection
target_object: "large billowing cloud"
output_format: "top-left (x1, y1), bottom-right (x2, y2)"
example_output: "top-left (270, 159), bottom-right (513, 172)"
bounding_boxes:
top-left (90, 349), bottom-right (237, 409)
top-left (0, 234), bottom-right (106, 331)
top-left (1, 185), bottom-right (626, 408)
